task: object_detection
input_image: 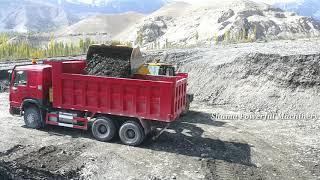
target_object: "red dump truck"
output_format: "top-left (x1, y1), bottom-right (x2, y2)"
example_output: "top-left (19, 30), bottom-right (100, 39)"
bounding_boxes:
top-left (9, 60), bottom-right (189, 146)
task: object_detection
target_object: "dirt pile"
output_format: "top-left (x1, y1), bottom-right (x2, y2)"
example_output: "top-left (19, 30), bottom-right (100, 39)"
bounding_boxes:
top-left (235, 53), bottom-right (320, 89)
top-left (144, 43), bottom-right (320, 114)
top-left (0, 143), bottom-right (86, 180)
top-left (86, 55), bottom-right (131, 78)
top-left (183, 52), bottom-right (320, 114)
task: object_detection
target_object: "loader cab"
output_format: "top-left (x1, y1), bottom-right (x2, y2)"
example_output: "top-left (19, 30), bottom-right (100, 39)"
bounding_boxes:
top-left (9, 64), bottom-right (52, 114)
top-left (137, 63), bottom-right (176, 76)
top-left (147, 63), bottom-right (176, 76)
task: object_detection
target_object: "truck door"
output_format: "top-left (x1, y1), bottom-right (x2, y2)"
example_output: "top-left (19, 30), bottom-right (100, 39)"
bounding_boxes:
top-left (10, 70), bottom-right (28, 107)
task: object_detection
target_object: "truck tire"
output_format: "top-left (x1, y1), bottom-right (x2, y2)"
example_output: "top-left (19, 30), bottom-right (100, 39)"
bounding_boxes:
top-left (119, 121), bottom-right (145, 146)
top-left (92, 117), bottom-right (116, 142)
top-left (24, 106), bottom-right (42, 129)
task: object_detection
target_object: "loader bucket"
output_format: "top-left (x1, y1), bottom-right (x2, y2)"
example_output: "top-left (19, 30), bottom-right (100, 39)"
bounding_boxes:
top-left (86, 45), bottom-right (144, 74)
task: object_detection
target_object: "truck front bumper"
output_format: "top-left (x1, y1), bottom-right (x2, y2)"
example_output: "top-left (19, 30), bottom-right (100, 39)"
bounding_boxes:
top-left (9, 106), bottom-right (21, 115)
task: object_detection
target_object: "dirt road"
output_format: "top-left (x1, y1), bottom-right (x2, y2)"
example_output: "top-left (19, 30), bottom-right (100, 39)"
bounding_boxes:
top-left (0, 92), bottom-right (319, 180)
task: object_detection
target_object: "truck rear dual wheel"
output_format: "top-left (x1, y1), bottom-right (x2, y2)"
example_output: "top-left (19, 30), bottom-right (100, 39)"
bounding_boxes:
top-left (92, 118), bottom-right (145, 146)
top-left (92, 117), bottom-right (116, 142)
top-left (119, 121), bottom-right (145, 146)
top-left (24, 106), bottom-right (43, 129)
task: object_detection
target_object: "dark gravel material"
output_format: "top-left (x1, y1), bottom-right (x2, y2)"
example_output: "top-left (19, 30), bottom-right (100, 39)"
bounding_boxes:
top-left (86, 55), bottom-right (131, 78)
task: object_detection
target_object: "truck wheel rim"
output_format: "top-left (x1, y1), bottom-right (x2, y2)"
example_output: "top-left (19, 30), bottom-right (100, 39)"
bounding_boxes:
top-left (98, 125), bottom-right (107, 134)
top-left (126, 129), bottom-right (136, 139)
top-left (27, 114), bottom-right (35, 124)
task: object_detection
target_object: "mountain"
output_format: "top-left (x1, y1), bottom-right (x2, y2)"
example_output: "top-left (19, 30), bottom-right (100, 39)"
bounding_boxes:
top-left (274, 0), bottom-right (320, 20)
top-left (113, 0), bottom-right (320, 48)
top-left (0, 0), bottom-right (77, 32)
top-left (3, 0), bottom-right (320, 46)
top-left (0, 0), bottom-right (167, 33)
top-left (55, 12), bottom-right (144, 44)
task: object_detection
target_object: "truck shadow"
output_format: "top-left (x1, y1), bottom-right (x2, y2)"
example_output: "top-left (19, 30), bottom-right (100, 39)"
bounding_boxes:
top-left (38, 110), bottom-right (253, 167)
top-left (142, 110), bottom-right (254, 167)
top-left (180, 110), bottom-right (227, 127)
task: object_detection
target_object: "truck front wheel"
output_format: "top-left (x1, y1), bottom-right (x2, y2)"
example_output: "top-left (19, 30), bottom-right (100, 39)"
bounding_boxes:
top-left (24, 106), bottom-right (42, 129)
top-left (92, 117), bottom-right (116, 142)
top-left (119, 121), bottom-right (145, 146)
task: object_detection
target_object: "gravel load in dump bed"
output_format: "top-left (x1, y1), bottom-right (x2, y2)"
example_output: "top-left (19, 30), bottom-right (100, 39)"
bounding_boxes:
top-left (86, 55), bottom-right (131, 78)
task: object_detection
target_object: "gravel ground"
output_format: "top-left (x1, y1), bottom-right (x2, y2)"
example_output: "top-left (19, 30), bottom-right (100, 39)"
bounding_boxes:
top-left (0, 92), bottom-right (319, 179)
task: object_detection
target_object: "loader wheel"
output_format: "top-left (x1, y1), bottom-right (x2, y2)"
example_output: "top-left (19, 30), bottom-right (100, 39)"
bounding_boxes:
top-left (181, 98), bottom-right (190, 116)
top-left (119, 121), bottom-right (145, 146)
top-left (24, 106), bottom-right (42, 129)
top-left (92, 117), bottom-right (116, 142)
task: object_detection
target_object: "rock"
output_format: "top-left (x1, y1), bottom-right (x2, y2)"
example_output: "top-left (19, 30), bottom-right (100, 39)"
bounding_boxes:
top-left (218, 9), bottom-right (235, 23)
top-left (200, 153), bottom-right (209, 158)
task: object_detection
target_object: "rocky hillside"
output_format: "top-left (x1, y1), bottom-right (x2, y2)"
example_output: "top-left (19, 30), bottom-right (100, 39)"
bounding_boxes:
top-left (115, 0), bottom-right (320, 48)
top-left (0, 0), bottom-right (78, 32)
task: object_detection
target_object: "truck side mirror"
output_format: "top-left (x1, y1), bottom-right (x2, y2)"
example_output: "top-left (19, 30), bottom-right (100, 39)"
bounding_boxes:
top-left (8, 70), bottom-right (12, 83)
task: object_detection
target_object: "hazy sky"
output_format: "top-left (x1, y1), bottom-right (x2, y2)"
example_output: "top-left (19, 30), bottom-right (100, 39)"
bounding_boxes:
top-left (178, 0), bottom-right (299, 5)
top-left (79, 0), bottom-right (300, 5)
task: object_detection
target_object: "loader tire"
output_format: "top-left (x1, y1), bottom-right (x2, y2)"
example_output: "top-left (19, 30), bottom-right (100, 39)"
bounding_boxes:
top-left (181, 97), bottom-right (190, 116)
top-left (24, 106), bottom-right (42, 129)
top-left (92, 117), bottom-right (116, 142)
top-left (119, 121), bottom-right (145, 146)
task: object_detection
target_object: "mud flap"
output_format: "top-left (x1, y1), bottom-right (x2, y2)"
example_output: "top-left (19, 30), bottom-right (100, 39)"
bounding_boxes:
top-left (139, 119), bottom-right (152, 135)
top-left (152, 123), bottom-right (171, 141)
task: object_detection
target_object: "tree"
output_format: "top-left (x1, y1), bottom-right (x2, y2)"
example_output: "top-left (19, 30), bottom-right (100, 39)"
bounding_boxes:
top-left (224, 30), bottom-right (231, 43)
top-left (0, 32), bottom-right (99, 61)
top-left (79, 39), bottom-right (84, 53)
top-left (136, 31), bottom-right (143, 46)
top-left (213, 32), bottom-right (219, 45)
top-left (251, 25), bottom-right (257, 42)
top-left (195, 31), bottom-right (199, 41)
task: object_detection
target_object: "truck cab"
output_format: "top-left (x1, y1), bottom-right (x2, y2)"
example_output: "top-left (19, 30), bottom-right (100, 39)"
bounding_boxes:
top-left (9, 64), bottom-right (51, 115)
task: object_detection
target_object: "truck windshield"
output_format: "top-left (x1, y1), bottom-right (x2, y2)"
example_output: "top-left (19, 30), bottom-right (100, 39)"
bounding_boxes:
top-left (14, 71), bottom-right (27, 86)
top-left (148, 66), bottom-right (160, 76)
top-left (166, 67), bottom-right (175, 76)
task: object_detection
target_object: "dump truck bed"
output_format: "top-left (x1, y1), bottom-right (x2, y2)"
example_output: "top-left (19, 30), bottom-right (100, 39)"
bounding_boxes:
top-left (46, 60), bottom-right (187, 122)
